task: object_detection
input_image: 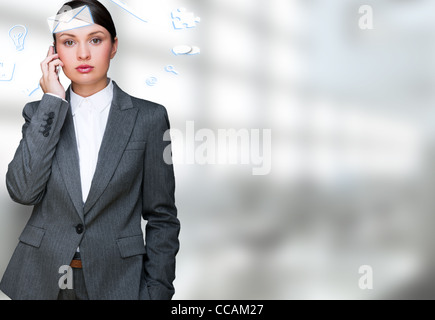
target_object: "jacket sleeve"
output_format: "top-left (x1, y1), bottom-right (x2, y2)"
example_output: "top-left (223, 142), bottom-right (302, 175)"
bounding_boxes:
top-left (6, 94), bottom-right (69, 206)
top-left (142, 104), bottom-right (181, 300)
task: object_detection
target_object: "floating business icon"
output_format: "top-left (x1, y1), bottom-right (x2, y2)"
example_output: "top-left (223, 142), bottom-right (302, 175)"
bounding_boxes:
top-left (145, 77), bottom-right (158, 86)
top-left (0, 61), bottom-right (16, 82)
top-left (107, 0), bottom-right (147, 23)
top-left (22, 83), bottom-right (41, 96)
top-left (9, 25), bottom-right (28, 51)
top-left (172, 45), bottom-right (200, 56)
top-left (171, 8), bottom-right (200, 29)
top-left (47, 5), bottom-right (94, 34)
top-left (25, 83), bottom-right (41, 97)
top-left (165, 65), bottom-right (179, 75)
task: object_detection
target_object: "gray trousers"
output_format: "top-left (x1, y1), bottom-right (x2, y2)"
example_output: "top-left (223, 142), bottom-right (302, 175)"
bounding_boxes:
top-left (57, 267), bottom-right (89, 300)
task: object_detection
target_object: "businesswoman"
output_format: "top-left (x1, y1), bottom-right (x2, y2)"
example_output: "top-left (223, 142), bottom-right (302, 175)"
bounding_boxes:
top-left (0, 0), bottom-right (180, 300)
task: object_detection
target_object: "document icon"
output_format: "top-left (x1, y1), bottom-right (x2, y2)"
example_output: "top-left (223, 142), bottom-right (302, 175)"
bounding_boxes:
top-left (47, 5), bottom-right (94, 34)
top-left (0, 61), bottom-right (16, 82)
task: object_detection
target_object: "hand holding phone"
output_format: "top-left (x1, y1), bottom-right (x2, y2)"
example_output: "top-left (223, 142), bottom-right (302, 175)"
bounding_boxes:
top-left (39, 45), bottom-right (65, 99)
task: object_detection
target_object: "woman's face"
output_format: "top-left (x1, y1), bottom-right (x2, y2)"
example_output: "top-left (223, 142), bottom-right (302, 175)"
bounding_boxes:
top-left (55, 24), bottom-right (118, 87)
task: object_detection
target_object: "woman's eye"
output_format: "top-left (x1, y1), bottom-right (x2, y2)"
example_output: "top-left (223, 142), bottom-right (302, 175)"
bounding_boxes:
top-left (90, 38), bottom-right (102, 45)
top-left (64, 40), bottom-right (75, 47)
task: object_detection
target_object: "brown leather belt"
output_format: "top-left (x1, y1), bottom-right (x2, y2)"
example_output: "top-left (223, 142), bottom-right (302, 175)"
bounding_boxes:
top-left (70, 252), bottom-right (82, 269)
top-left (70, 259), bottom-right (82, 269)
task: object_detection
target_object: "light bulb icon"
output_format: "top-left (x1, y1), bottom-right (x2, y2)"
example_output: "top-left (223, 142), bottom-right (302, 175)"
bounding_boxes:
top-left (9, 25), bottom-right (28, 51)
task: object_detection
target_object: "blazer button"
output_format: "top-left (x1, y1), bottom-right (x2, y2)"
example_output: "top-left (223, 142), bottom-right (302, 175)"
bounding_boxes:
top-left (75, 224), bottom-right (84, 234)
top-left (43, 132), bottom-right (50, 137)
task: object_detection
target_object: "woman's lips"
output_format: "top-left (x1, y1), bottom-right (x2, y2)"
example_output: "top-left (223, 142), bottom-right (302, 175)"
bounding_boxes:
top-left (76, 65), bottom-right (94, 73)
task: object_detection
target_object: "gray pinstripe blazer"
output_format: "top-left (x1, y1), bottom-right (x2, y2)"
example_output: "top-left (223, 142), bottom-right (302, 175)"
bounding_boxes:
top-left (0, 81), bottom-right (180, 300)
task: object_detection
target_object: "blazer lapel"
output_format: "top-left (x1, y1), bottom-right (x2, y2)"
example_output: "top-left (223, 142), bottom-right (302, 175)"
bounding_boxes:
top-left (83, 82), bottom-right (138, 215)
top-left (55, 88), bottom-right (85, 222)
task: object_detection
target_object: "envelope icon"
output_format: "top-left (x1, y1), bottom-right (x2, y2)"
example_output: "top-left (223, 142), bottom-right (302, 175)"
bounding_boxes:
top-left (47, 5), bottom-right (94, 34)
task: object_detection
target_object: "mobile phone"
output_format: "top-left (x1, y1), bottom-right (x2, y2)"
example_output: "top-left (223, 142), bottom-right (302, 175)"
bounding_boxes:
top-left (53, 45), bottom-right (61, 75)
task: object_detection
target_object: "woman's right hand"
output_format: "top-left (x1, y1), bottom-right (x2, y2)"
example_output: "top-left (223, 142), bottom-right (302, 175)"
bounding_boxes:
top-left (40, 46), bottom-right (66, 100)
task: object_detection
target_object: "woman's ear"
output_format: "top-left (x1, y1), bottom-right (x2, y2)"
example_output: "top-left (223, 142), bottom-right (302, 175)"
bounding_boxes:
top-left (110, 37), bottom-right (118, 59)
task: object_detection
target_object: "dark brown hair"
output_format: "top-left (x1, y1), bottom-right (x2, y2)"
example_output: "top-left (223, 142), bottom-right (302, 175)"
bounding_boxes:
top-left (53, 0), bottom-right (117, 43)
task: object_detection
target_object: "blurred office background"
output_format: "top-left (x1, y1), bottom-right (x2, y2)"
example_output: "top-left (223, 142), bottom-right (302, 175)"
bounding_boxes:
top-left (1, 0), bottom-right (435, 299)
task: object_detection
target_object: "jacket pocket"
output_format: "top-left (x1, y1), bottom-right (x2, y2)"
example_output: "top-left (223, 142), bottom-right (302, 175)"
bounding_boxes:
top-left (19, 224), bottom-right (45, 248)
top-left (117, 235), bottom-right (146, 258)
top-left (125, 141), bottom-right (146, 151)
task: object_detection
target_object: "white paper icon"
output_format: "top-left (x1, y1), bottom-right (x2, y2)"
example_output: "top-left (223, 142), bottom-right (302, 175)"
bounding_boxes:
top-left (47, 5), bottom-right (94, 34)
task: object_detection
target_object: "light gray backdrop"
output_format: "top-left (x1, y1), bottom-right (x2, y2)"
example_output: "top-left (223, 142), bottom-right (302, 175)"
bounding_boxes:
top-left (1, 0), bottom-right (435, 300)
